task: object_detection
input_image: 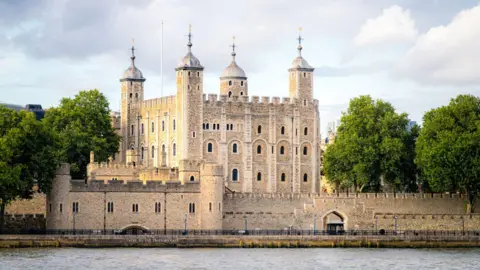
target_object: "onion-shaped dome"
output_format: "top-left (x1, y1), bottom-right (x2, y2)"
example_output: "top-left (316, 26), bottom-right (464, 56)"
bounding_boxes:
top-left (221, 37), bottom-right (247, 79)
top-left (121, 45), bottom-right (146, 81)
top-left (289, 29), bottom-right (314, 71)
top-left (176, 25), bottom-right (203, 70)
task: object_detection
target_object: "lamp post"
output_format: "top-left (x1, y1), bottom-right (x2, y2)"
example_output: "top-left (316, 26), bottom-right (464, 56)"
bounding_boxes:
top-left (313, 214), bottom-right (317, 235)
top-left (394, 216), bottom-right (398, 234)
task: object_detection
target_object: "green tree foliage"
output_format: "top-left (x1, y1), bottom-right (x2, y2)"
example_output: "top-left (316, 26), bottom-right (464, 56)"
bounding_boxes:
top-left (323, 95), bottom-right (415, 192)
top-left (43, 89), bottom-right (121, 179)
top-left (0, 106), bottom-right (59, 232)
top-left (416, 94), bottom-right (480, 213)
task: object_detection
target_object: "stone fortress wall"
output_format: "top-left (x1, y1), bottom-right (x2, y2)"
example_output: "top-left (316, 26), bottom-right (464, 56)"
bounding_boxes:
top-left (223, 193), bottom-right (480, 231)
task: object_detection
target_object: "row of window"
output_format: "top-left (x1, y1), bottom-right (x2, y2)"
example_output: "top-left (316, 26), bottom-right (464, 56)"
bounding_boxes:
top-left (228, 80), bottom-right (245, 86)
top-left (52, 202), bottom-right (220, 214)
top-left (231, 170), bottom-right (309, 183)
top-left (140, 144), bottom-right (176, 159)
top-left (201, 125), bottom-right (309, 136)
top-left (207, 143), bottom-right (309, 156)
top-left (131, 120), bottom-right (177, 136)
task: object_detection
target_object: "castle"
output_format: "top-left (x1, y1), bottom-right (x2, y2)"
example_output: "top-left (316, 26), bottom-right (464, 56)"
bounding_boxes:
top-left (44, 28), bottom-right (478, 233)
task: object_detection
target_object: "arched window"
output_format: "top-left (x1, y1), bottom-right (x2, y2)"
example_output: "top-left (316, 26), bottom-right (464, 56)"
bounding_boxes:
top-left (216, 124), bottom-right (220, 130)
top-left (193, 132), bottom-right (196, 138)
top-left (280, 146), bottom-right (285, 155)
top-left (188, 71), bottom-right (191, 76)
top-left (141, 123), bottom-right (144, 134)
top-left (281, 126), bottom-right (285, 135)
top-left (230, 124), bottom-right (233, 130)
top-left (281, 173), bottom-right (286, 182)
top-left (152, 146), bottom-right (155, 158)
top-left (241, 81), bottom-right (244, 86)
top-left (141, 147), bottom-right (144, 159)
top-left (257, 125), bottom-right (262, 134)
top-left (173, 143), bottom-right (176, 156)
top-left (151, 122), bottom-right (155, 133)
top-left (232, 169), bottom-right (238, 181)
top-left (228, 91), bottom-right (232, 97)
top-left (203, 123), bottom-right (206, 130)
top-left (190, 175), bottom-right (195, 182)
top-left (228, 80), bottom-right (232, 86)
top-left (303, 173), bottom-right (308, 182)
top-left (226, 124), bottom-right (229, 131)
top-left (206, 123), bottom-right (209, 129)
top-left (303, 72), bottom-right (306, 78)
top-left (304, 127), bottom-right (308, 135)
top-left (131, 125), bottom-right (134, 135)
top-left (303, 146), bottom-right (308, 155)
top-left (208, 143), bottom-right (213, 153)
top-left (257, 145), bottom-right (262, 154)
top-left (257, 172), bottom-right (262, 181)
top-left (232, 143), bottom-right (238, 153)
top-left (162, 144), bottom-right (165, 154)
top-left (240, 92), bottom-right (243, 96)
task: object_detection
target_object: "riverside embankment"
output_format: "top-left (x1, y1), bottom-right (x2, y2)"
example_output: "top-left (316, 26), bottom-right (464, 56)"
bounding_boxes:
top-left (2, 234), bottom-right (480, 248)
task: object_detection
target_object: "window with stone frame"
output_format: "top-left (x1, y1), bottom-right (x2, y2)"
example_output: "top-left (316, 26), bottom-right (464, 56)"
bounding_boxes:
top-left (232, 143), bottom-right (238, 153)
top-left (257, 172), bottom-right (262, 181)
top-left (281, 173), bottom-right (286, 182)
top-left (232, 169), bottom-right (239, 181)
top-left (208, 143), bottom-right (213, 153)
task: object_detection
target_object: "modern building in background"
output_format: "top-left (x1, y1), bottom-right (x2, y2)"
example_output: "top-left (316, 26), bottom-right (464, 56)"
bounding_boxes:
top-left (0, 102), bottom-right (46, 120)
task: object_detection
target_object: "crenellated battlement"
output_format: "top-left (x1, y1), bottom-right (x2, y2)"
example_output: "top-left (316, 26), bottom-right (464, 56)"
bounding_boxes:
top-left (202, 94), bottom-right (318, 108)
top-left (224, 192), bottom-right (466, 200)
top-left (70, 178), bottom-right (200, 193)
top-left (140, 96), bottom-right (176, 109)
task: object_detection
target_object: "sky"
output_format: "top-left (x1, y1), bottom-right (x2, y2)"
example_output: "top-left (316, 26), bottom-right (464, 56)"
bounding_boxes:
top-left (0, 0), bottom-right (479, 135)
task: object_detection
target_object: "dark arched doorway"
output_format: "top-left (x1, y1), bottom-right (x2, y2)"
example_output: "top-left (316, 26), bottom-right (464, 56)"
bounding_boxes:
top-left (323, 211), bottom-right (345, 234)
top-left (121, 225), bottom-right (149, 235)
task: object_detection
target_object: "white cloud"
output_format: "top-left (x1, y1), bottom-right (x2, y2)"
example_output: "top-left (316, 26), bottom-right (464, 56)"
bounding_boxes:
top-left (396, 4), bottom-right (480, 85)
top-left (354, 5), bottom-right (418, 47)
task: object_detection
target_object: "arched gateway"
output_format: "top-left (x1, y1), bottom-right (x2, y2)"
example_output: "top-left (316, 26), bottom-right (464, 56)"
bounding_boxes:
top-left (120, 225), bottom-right (150, 235)
top-left (323, 211), bottom-right (345, 234)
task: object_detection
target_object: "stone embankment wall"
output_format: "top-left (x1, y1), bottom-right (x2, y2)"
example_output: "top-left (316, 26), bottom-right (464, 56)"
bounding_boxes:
top-left (2, 234), bottom-right (480, 248)
top-left (3, 214), bottom-right (45, 233)
top-left (222, 193), bottom-right (477, 231)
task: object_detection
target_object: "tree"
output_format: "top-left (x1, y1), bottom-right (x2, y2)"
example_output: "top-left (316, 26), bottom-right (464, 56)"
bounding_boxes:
top-left (43, 89), bottom-right (121, 179)
top-left (416, 94), bottom-right (480, 213)
top-left (323, 95), bottom-right (411, 192)
top-left (323, 142), bottom-right (354, 194)
top-left (0, 106), bottom-right (59, 233)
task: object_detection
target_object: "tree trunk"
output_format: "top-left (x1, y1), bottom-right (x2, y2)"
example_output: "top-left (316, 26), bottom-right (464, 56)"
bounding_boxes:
top-left (0, 201), bottom-right (5, 234)
top-left (466, 190), bottom-right (477, 214)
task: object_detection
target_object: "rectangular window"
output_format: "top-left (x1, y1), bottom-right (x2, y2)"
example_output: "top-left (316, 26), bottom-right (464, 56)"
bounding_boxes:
top-left (72, 202), bottom-right (79, 213)
top-left (209, 202), bottom-right (212, 212)
top-left (107, 202), bottom-right (114, 213)
top-left (49, 204), bottom-right (52, 212)
top-left (162, 120), bottom-right (165, 131)
top-left (132, 203), bottom-right (139, 213)
top-left (155, 202), bottom-right (161, 213)
top-left (60, 204), bottom-right (63, 213)
top-left (151, 122), bottom-right (155, 133)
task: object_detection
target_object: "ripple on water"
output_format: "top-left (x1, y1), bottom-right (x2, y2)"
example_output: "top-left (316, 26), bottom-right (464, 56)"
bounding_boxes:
top-left (0, 248), bottom-right (479, 270)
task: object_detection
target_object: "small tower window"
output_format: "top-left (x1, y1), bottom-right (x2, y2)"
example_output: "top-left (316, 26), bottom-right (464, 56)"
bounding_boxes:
top-left (257, 172), bottom-right (262, 181)
top-left (281, 126), bottom-right (285, 135)
top-left (303, 173), bottom-right (308, 182)
top-left (303, 146), bottom-right (308, 155)
top-left (151, 122), bottom-right (155, 133)
top-left (131, 125), bottom-right (134, 135)
top-left (193, 132), bottom-right (196, 138)
top-left (257, 125), bottom-right (262, 134)
top-left (188, 71), bottom-right (191, 76)
top-left (232, 169), bottom-right (238, 181)
top-left (240, 92), bottom-right (243, 96)
top-left (152, 146), bottom-right (155, 158)
top-left (135, 93), bottom-right (138, 98)
top-left (257, 145), bottom-right (262, 154)
top-left (173, 120), bottom-right (176, 130)
top-left (303, 72), bottom-right (306, 78)
top-left (141, 147), bottom-right (144, 159)
top-left (129, 93), bottom-right (133, 98)
top-left (190, 175), bottom-right (195, 182)
top-left (203, 123), bottom-right (206, 130)
top-left (173, 143), bottom-right (176, 156)
top-left (208, 143), bottom-right (213, 153)
top-left (209, 202), bottom-right (212, 212)
top-left (213, 124), bottom-right (216, 130)
top-left (206, 123), bottom-right (209, 129)
top-left (162, 144), bottom-right (165, 154)
top-left (304, 127), bottom-right (308, 135)
top-left (155, 202), bottom-right (161, 213)
top-left (228, 91), bottom-right (232, 97)
top-left (230, 124), bottom-right (233, 130)
top-left (188, 85), bottom-right (190, 90)
top-left (197, 72), bottom-right (199, 76)
top-left (216, 124), bottom-right (220, 130)
top-left (281, 173), bottom-right (286, 182)
top-left (141, 123), bottom-right (144, 134)
top-left (232, 143), bottom-right (238, 153)
top-left (197, 85), bottom-right (200, 90)
top-left (304, 100), bottom-right (307, 106)
top-left (241, 81), bottom-right (244, 86)
top-left (162, 121), bottom-right (165, 131)
top-left (229, 80), bottom-right (232, 86)
top-left (226, 124), bottom-right (230, 131)
top-left (280, 146), bottom-right (285, 155)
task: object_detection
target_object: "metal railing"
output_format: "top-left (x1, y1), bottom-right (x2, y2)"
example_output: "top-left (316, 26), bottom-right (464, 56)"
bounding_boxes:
top-left (2, 229), bottom-right (480, 237)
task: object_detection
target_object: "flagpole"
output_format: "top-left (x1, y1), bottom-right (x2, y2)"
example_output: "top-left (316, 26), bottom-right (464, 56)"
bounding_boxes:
top-left (161, 20), bottom-right (164, 97)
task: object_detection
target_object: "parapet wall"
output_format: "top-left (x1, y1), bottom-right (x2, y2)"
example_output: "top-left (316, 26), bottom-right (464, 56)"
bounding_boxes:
top-left (70, 179), bottom-right (200, 193)
top-left (203, 94), bottom-right (319, 107)
top-left (3, 214), bottom-right (45, 233)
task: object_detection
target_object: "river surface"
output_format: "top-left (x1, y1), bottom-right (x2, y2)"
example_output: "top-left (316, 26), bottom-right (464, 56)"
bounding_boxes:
top-left (1, 248), bottom-right (479, 269)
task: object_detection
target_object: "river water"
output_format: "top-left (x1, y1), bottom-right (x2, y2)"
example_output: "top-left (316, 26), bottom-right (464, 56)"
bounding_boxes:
top-left (1, 248), bottom-right (479, 269)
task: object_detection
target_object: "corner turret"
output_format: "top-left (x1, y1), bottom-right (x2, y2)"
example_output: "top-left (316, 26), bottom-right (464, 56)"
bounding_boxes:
top-left (288, 28), bottom-right (314, 104)
top-left (220, 36), bottom-right (248, 97)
